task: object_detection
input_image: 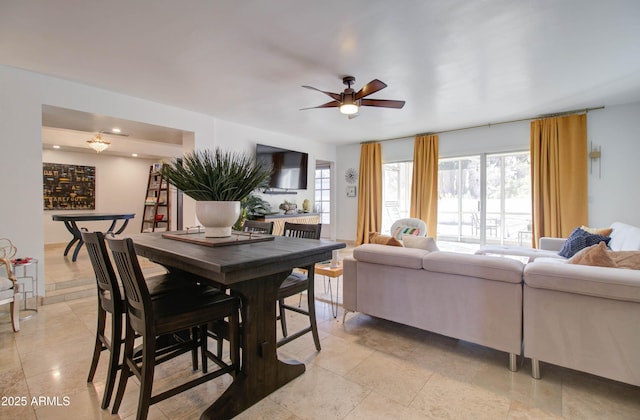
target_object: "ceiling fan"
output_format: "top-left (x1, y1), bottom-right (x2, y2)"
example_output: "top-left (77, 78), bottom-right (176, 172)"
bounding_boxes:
top-left (301, 76), bottom-right (405, 118)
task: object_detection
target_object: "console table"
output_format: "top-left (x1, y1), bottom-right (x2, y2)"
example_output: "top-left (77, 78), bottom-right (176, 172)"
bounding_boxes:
top-left (255, 213), bottom-right (320, 236)
top-left (52, 213), bottom-right (135, 261)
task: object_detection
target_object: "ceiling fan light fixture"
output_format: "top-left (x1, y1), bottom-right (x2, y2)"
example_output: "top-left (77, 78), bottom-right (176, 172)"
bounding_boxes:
top-left (87, 133), bottom-right (111, 153)
top-left (339, 103), bottom-right (359, 115)
top-left (339, 92), bottom-right (358, 115)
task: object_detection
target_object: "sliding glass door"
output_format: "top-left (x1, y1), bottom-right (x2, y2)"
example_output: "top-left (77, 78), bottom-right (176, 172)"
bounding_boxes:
top-left (437, 151), bottom-right (531, 247)
top-left (437, 156), bottom-right (481, 241)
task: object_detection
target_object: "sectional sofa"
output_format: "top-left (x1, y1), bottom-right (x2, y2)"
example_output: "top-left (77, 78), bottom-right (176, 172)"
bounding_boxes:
top-left (343, 245), bottom-right (525, 371)
top-left (342, 222), bottom-right (640, 386)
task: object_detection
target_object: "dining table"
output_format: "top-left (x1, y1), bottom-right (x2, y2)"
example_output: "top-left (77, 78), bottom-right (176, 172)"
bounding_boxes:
top-left (52, 213), bottom-right (135, 261)
top-left (128, 231), bottom-right (345, 419)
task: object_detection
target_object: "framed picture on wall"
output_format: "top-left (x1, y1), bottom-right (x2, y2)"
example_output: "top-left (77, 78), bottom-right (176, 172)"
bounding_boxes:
top-left (346, 186), bottom-right (357, 197)
top-left (43, 163), bottom-right (96, 210)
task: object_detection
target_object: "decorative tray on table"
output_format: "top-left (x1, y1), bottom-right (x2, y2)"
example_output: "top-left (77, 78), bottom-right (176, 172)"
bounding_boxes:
top-left (162, 230), bottom-right (274, 247)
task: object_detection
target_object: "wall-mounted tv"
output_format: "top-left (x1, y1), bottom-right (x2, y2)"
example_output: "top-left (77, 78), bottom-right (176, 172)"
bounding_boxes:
top-left (256, 144), bottom-right (308, 190)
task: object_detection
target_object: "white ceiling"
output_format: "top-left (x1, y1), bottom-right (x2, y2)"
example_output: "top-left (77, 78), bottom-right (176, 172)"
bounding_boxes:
top-left (2, 0), bottom-right (640, 145)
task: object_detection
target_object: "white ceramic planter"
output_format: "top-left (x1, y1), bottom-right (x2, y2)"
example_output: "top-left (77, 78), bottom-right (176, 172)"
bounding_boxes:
top-left (196, 201), bottom-right (241, 237)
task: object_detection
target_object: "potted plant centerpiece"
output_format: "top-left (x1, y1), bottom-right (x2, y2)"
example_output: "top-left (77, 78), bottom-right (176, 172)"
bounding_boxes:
top-left (162, 148), bottom-right (271, 237)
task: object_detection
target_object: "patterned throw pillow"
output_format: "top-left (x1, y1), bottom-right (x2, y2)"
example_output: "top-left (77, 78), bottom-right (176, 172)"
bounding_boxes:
top-left (369, 232), bottom-right (404, 247)
top-left (392, 225), bottom-right (421, 240)
top-left (558, 227), bottom-right (611, 258)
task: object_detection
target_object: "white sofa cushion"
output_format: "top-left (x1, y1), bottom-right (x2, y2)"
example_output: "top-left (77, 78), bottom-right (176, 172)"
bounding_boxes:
top-left (353, 244), bottom-right (429, 269)
top-left (609, 222), bottom-right (640, 251)
top-left (402, 235), bottom-right (439, 251)
top-left (422, 252), bottom-right (524, 284)
top-left (524, 261), bottom-right (640, 303)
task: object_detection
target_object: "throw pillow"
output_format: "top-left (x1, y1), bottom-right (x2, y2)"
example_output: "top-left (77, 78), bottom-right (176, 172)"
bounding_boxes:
top-left (580, 225), bottom-right (613, 237)
top-left (569, 242), bottom-right (617, 268)
top-left (558, 227), bottom-right (611, 258)
top-left (402, 235), bottom-right (439, 251)
top-left (610, 251), bottom-right (640, 270)
top-left (0, 277), bottom-right (14, 291)
top-left (369, 232), bottom-right (403, 247)
top-left (392, 225), bottom-right (421, 240)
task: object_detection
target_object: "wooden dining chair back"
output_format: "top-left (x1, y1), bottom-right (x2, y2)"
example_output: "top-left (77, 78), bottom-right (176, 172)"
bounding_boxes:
top-left (242, 219), bottom-right (274, 234)
top-left (106, 236), bottom-right (240, 420)
top-left (81, 230), bottom-right (125, 410)
top-left (278, 222), bottom-right (322, 350)
top-left (282, 222), bottom-right (322, 239)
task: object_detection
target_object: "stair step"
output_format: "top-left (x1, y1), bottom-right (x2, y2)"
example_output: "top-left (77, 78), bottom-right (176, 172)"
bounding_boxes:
top-left (42, 284), bottom-right (96, 305)
top-left (42, 266), bottom-right (173, 305)
top-left (45, 277), bottom-right (94, 293)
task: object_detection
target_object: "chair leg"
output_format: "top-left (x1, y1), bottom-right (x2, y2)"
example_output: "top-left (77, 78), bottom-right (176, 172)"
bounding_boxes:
top-left (278, 298), bottom-right (288, 337)
top-left (111, 323), bottom-right (134, 415)
top-left (136, 334), bottom-right (156, 420)
top-left (201, 325), bottom-right (208, 374)
top-left (191, 327), bottom-right (199, 372)
top-left (217, 335), bottom-right (223, 359)
top-left (87, 305), bottom-right (106, 383)
top-left (11, 293), bottom-right (20, 332)
top-left (307, 276), bottom-right (321, 351)
top-left (101, 311), bottom-right (122, 410)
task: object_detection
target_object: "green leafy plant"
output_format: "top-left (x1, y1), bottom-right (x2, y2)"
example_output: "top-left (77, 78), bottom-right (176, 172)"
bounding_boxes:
top-left (233, 193), bottom-right (273, 230)
top-left (162, 148), bottom-right (272, 201)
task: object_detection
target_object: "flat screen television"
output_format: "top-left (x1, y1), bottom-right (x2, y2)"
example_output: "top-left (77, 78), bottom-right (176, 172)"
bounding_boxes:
top-left (256, 144), bottom-right (308, 190)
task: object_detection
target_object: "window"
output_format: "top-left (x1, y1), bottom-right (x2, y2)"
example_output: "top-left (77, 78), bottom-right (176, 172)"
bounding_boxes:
top-left (381, 151), bottom-right (531, 247)
top-left (315, 166), bottom-right (330, 224)
top-left (485, 152), bottom-right (531, 246)
top-left (437, 156), bottom-right (481, 241)
top-left (437, 151), bottom-right (531, 246)
top-left (381, 162), bottom-right (413, 234)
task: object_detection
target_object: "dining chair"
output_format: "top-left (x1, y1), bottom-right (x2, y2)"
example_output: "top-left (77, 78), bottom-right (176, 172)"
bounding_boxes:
top-left (82, 230), bottom-right (220, 410)
top-left (241, 219), bottom-right (274, 234)
top-left (107, 236), bottom-right (240, 420)
top-left (277, 222), bottom-right (322, 350)
top-left (0, 238), bottom-right (20, 332)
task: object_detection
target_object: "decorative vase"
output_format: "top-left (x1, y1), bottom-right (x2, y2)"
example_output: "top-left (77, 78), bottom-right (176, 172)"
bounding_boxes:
top-left (196, 201), bottom-right (241, 237)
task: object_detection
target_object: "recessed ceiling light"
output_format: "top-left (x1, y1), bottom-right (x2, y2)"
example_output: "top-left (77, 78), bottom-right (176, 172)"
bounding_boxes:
top-left (53, 145), bottom-right (60, 149)
top-left (111, 128), bottom-right (121, 133)
top-left (131, 153), bottom-right (138, 157)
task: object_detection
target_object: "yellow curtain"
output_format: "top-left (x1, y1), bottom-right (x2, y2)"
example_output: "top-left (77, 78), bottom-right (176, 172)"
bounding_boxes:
top-left (355, 143), bottom-right (382, 245)
top-left (530, 114), bottom-right (588, 246)
top-left (410, 134), bottom-right (439, 238)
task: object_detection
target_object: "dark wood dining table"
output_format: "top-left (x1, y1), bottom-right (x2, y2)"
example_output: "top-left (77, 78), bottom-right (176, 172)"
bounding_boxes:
top-left (128, 231), bottom-right (345, 419)
top-left (52, 213), bottom-right (135, 261)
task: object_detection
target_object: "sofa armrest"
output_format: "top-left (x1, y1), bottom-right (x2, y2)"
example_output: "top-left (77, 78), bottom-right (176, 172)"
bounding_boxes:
top-left (538, 237), bottom-right (566, 251)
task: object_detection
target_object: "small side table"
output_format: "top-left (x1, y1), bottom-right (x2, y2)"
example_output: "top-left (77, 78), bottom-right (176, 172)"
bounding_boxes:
top-left (314, 261), bottom-right (343, 318)
top-left (13, 258), bottom-right (38, 320)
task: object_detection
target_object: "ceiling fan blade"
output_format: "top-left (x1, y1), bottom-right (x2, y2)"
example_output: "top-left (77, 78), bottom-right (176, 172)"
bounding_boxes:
top-left (360, 98), bottom-right (406, 109)
top-left (299, 100), bottom-right (340, 110)
top-left (355, 79), bottom-right (387, 100)
top-left (302, 85), bottom-right (341, 101)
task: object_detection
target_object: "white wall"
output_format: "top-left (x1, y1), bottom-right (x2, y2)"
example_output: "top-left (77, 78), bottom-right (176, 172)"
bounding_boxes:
top-left (335, 105), bottom-right (640, 242)
top-left (42, 149), bottom-right (157, 244)
top-left (211, 119), bottom-right (338, 238)
top-left (587, 102), bottom-right (640, 227)
top-left (0, 65), bottom-right (334, 297)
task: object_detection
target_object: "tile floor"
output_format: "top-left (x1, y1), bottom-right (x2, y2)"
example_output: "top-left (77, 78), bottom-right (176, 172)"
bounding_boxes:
top-left (1, 246), bottom-right (640, 419)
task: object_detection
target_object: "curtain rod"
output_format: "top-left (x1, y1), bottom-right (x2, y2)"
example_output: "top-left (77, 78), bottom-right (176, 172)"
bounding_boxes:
top-left (362, 106), bottom-right (605, 144)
